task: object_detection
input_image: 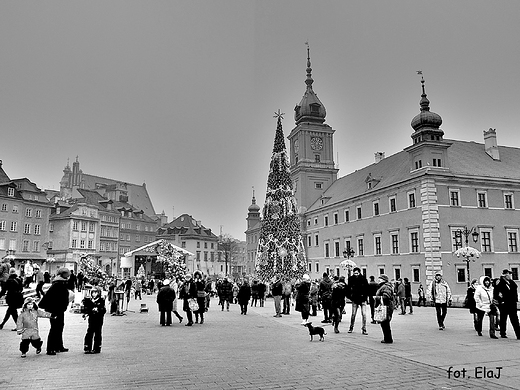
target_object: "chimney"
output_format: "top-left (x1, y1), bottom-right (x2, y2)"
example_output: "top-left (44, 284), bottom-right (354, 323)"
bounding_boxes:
top-left (374, 152), bottom-right (385, 164)
top-left (484, 128), bottom-right (500, 161)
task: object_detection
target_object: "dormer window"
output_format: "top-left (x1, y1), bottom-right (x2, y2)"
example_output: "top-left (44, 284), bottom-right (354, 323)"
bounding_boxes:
top-left (7, 188), bottom-right (15, 197)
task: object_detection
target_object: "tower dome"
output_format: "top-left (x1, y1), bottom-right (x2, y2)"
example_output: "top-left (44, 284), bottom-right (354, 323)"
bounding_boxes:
top-left (411, 77), bottom-right (442, 131)
top-left (410, 76), bottom-right (444, 143)
top-left (248, 188), bottom-right (260, 212)
top-left (294, 46), bottom-right (326, 125)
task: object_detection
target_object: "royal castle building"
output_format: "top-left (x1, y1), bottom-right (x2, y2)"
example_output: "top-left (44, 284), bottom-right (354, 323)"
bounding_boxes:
top-left (248, 52), bottom-right (520, 298)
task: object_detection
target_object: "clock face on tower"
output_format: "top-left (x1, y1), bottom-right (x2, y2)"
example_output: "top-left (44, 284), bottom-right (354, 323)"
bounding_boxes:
top-left (310, 136), bottom-right (323, 151)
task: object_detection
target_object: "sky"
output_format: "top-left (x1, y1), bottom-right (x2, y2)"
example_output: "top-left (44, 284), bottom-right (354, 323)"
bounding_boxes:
top-left (1, 1), bottom-right (520, 240)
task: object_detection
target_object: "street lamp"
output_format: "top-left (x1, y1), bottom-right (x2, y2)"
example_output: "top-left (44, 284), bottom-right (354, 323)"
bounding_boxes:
top-left (342, 248), bottom-right (355, 259)
top-left (342, 247), bottom-right (356, 277)
top-left (454, 226), bottom-right (480, 286)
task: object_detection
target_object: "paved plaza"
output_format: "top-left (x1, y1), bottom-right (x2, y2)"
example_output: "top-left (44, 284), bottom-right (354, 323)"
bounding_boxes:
top-left (1, 294), bottom-right (519, 389)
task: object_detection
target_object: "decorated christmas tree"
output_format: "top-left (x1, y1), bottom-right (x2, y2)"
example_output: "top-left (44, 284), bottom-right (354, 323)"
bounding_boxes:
top-left (78, 254), bottom-right (106, 285)
top-left (143, 239), bottom-right (187, 280)
top-left (255, 111), bottom-right (307, 282)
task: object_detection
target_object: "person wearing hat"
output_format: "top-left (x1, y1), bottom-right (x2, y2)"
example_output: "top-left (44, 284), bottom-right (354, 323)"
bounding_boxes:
top-left (427, 271), bottom-right (452, 330)
top-left (375, 274), bottom-right (395, 343)
top-left (16, 297), bottom-right (52, 357)
top-left (178, 274), bottom-right (197, 326)
top-left (156, 279), bottom-right (175, 326)
top-left (82, 286), bottom-right (106, 353)
top-left (493, 269), bottom-right (520, 339)
top-left (0, 268), bottom-right (23, 330)
top-left (474, 276), bottom-right (498, 339)
top-left (38, 267), bottom-right (71, 355)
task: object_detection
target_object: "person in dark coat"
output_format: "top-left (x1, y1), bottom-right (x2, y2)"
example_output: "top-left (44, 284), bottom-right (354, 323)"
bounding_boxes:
top-left (156, 279), bottom-right (176, 326)
top-left (178, 274), bottom-right (197, 326)
top-left (271, 276), bottom-right (283, 317)
top-left (319, 273), bottom-right (333, 323)
top-left (193, 271), bottom-right (206, 324)
top-left (250, 280), bottom-right (260, 307)
top-left (0, 268), bottom-right (23, 330)
top-left (258, 281), bottom-right (266, 307)
top-left (67, 270), bottom-right (77, 292)
top-left (295, 274), bottom-right (311, 325)
top-left (331, 276), bottom-right (347, 333)
top-left (465, 279), bottom-right (478, 332)
top-left (367, 276), bottom-right (379, 324)
top-left (375, 274), bottom-right (395, 344)
top-left (218, 277), bottom-right (233, 312)
top-left (38, 267), bottom-right (73, 355)
top-left (237, 279), bottom-right (251, 314)
top-left (82, 286), bottom-right (106, 353)
top-left (493, 269), bottom-right (520, 339)
top-left (76, 271), bottom-right (84, 291)
top-left (347, 267), bottom-right (369, 334)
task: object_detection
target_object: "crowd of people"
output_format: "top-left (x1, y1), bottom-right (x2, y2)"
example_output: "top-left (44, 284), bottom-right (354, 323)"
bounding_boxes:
top-left (3, 254), bottom-right (520, 358)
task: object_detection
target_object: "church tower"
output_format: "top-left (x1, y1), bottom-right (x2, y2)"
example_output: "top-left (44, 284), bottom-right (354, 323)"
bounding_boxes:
top-left (288, 47), bottom-right (338, 213)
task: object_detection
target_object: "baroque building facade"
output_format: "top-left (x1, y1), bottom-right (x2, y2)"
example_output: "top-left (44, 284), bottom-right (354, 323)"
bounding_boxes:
top-left (247, 54), bottom-right (520, 298)
top-left (0, 161), bottom-right (52, 272)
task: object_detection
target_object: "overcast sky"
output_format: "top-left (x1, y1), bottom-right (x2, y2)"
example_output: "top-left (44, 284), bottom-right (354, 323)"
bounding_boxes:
top-left (1, 1), bottom-right (520, 240)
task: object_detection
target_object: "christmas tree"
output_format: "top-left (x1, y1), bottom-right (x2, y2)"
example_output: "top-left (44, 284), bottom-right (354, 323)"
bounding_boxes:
top-left (255, 111), bottom-right (307, 282)
top-left (143, 239), bottom-right (187, 280)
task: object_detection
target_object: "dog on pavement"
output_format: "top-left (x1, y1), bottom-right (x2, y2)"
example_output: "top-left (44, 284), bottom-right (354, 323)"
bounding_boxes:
top-left (304, 322), bottom-right (326, 342)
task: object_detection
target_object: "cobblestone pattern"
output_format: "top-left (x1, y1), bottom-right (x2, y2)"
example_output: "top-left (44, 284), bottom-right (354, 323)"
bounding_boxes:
top-left (0, 296), bottom-right (515, 390)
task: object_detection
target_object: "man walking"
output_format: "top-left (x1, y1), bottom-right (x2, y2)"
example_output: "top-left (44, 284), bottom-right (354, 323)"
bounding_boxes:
top-left (347, 267), bottom-right (369, 334)
top-left (427, 272), bottom-right (452, 330)
top-left (319, 273), bottom-right (333, 323)
top-left (493, 269), bottom-right (520, 339)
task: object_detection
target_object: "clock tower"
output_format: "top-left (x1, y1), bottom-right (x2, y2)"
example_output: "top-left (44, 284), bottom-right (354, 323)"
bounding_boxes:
top-left (288, 48), bottom-right (338, 213)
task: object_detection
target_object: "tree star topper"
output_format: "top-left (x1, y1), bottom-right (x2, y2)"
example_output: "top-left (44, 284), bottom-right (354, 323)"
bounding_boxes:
top-left (274, 109), bottom-right (285, 120)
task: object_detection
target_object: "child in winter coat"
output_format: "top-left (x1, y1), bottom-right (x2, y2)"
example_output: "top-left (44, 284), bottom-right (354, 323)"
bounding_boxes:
top-left (16, 297), bottom-right (52, 358)
top-left (82, 286), bottom-right (106, 354)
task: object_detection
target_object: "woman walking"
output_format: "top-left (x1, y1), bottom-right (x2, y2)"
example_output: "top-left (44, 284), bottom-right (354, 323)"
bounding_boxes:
top-left (193, 271), bottom-right (206, 324)
top-left (295, 274), bottom-right (311, 325)
top-left (474, 276), bottom-right (498, 339)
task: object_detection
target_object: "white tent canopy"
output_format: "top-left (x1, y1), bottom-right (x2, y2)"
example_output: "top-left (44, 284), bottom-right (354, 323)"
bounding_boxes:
top-left (124, 239), bottom-right (194, 258)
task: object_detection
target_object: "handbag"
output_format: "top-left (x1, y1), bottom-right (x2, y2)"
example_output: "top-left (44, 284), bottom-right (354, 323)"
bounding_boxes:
top-left (188, 298), bottom-right (199, 312)
top-left (374, 298), bottom-right (388, 323)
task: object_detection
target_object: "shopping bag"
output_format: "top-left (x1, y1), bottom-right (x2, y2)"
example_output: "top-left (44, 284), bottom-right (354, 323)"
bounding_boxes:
top-left (374, 302), bottom-right (388, 323)
top-left (188, 298), bottom-right (199, 312)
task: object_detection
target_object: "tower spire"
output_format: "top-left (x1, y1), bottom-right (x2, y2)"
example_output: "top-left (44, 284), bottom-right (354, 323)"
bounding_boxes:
top-left (305, 42), bottom-right (313, 89)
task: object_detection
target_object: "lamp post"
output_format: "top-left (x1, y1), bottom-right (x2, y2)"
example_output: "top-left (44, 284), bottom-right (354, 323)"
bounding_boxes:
top-left (342, 247), bottom-right (355, 259)
top-left (454, 226), bottom-right (480, 286)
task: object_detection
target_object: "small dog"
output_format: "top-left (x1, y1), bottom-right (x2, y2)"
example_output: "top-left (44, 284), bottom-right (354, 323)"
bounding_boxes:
top-left (304, 322), bottom-right (326, 342)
